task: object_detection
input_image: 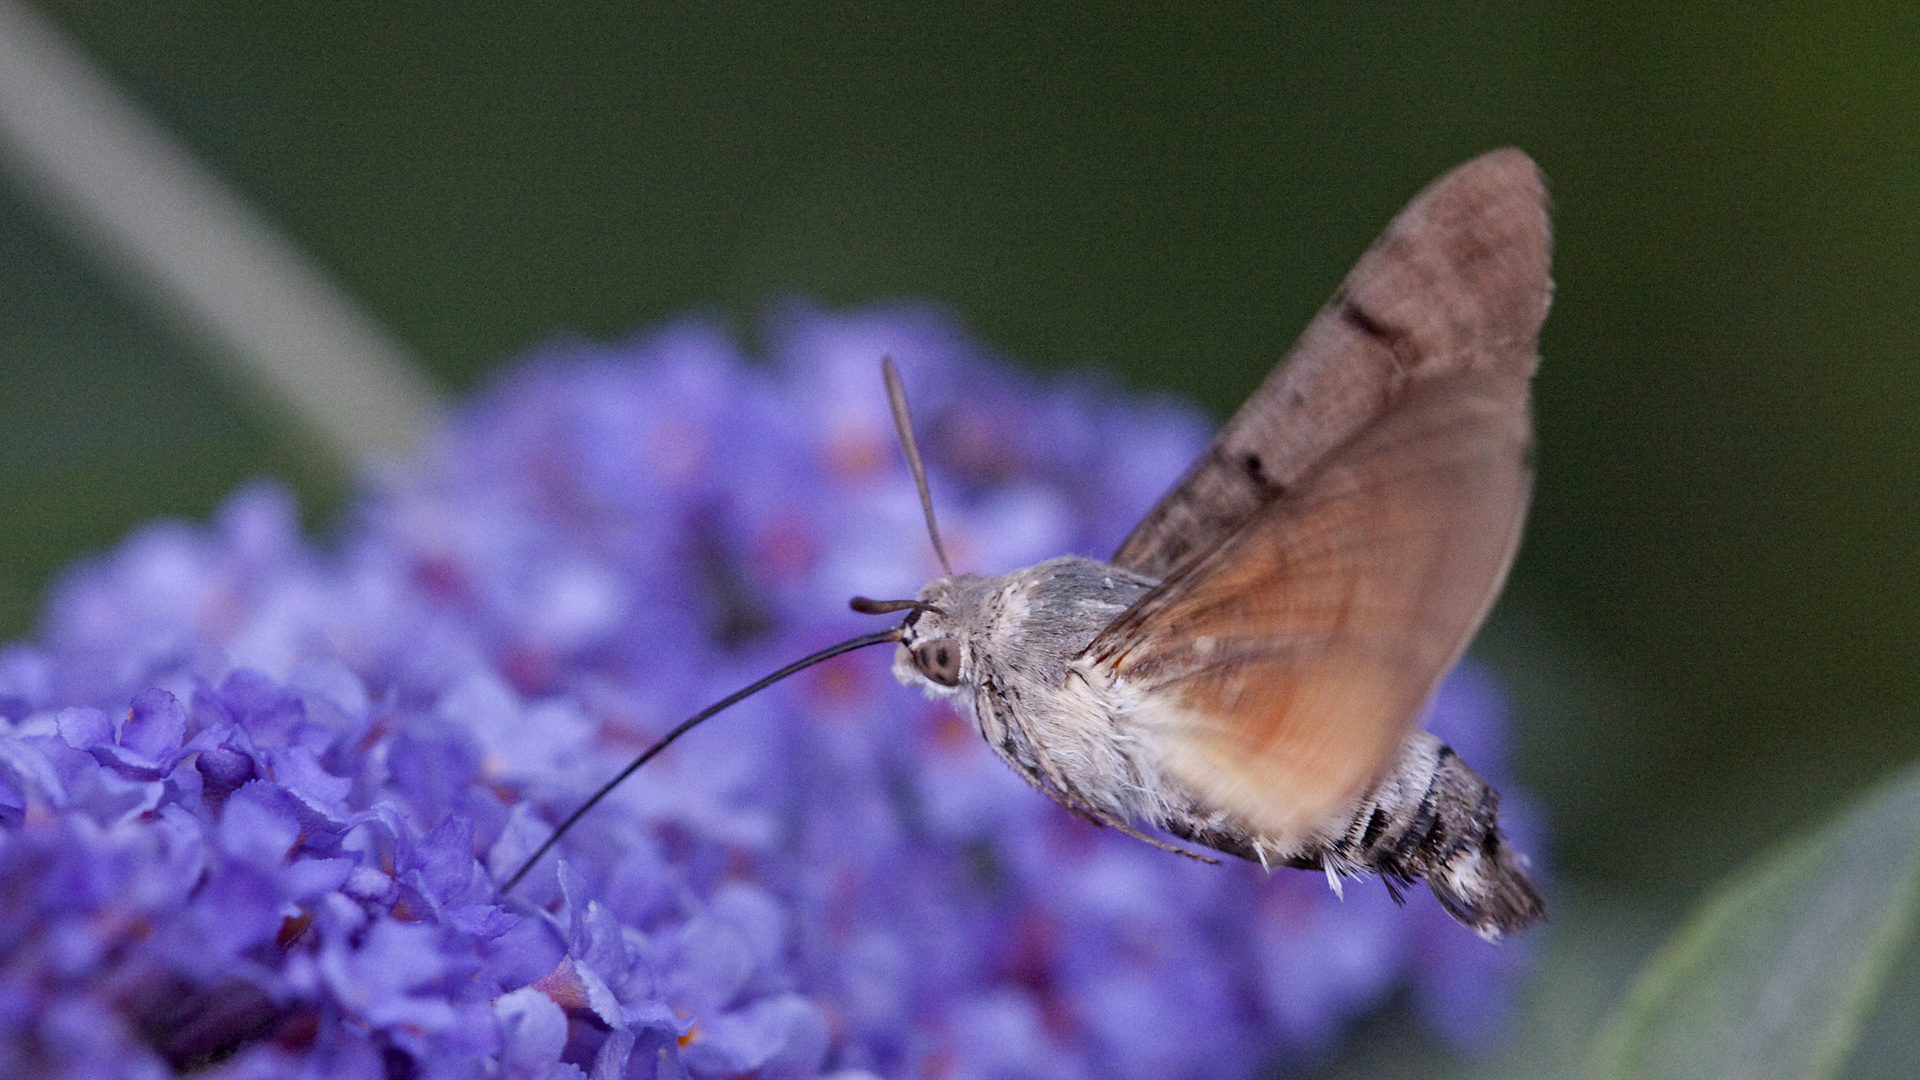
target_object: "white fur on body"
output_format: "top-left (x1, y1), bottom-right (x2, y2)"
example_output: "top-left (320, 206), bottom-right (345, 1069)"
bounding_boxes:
top-left (891, 555), bottom-right (1541, 940)
top-left (894, 556), bottom-right (1333, 858)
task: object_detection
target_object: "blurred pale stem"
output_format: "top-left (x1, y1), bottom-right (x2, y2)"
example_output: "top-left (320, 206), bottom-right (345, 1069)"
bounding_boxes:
top-left (0, 0), bottom-right (441, 475)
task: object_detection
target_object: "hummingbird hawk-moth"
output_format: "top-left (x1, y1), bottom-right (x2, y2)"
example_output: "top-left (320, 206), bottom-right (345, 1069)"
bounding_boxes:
top-left (870, 148), bottom-right (1548, 939)
top-left (508, 149), bottom-right (1549, 941)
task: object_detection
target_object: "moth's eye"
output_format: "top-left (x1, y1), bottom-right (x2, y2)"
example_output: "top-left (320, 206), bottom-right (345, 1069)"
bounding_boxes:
top-left (912, 638), bottom-right (963, 687)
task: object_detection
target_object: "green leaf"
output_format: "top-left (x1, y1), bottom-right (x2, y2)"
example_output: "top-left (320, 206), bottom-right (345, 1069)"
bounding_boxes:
top-left (1592, 759), bottom-right (1920, 1080)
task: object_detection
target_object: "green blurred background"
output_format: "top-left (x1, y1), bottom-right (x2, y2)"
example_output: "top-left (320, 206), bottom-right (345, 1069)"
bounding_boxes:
top-left (3, 2), bottom-right (1917, 1074)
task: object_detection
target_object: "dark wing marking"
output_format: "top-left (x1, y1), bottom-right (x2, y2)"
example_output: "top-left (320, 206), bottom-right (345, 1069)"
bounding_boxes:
top-left (1111, 148), bottom-right (1551, 579)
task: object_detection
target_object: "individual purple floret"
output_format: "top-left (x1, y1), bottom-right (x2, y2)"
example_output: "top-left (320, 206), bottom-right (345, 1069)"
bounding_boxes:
top-left (0, 302), bottom-right (1542, 1078)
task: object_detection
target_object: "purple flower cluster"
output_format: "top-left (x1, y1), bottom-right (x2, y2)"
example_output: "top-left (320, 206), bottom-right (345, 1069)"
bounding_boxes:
top-left (0, 303), bottom-right (1540, 1078)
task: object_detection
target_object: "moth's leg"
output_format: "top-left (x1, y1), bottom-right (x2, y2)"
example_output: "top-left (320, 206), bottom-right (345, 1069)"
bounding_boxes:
top-left (1010, 761), bottom-right (1214, 861)
top-left (1107, 819), bottom-right (1219, 862)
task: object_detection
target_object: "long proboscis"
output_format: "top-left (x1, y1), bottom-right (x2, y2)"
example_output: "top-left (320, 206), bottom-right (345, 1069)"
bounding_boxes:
top-left (499, 628), bottom-right (901, 893)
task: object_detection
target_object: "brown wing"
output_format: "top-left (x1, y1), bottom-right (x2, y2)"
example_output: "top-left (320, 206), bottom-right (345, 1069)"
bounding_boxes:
top-left (1112, 148), bottom-right (1551, 579)
top-left (1087, 150), bottom-right (1550, 844)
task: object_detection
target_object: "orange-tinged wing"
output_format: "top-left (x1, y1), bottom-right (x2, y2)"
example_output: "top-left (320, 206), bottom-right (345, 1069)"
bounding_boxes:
top-left (1088, 149), bottom-right (1550, 845)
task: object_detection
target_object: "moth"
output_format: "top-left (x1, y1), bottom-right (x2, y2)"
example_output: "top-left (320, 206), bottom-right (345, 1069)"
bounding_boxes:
top-left (860, 148), bottom-right (1548, 939)
top-left (507, 149), bottom-right (1549, 940)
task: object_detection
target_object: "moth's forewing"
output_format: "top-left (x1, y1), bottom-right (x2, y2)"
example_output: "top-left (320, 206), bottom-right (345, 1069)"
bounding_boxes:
top-left (1111, 148), bottom-right (1551, 580)
top-left (1089, 149), bottom-right (1551, 844)
top-left (1089, 369), bottom-right (1532, 842)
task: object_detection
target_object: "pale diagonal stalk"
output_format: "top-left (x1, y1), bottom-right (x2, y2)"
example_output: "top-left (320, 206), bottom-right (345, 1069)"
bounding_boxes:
top-left (0, 0), bottom-right (441, 474)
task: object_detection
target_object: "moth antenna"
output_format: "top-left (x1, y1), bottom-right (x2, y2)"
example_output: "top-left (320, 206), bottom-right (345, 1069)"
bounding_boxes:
top-left (849, 596), bottom-right (943, 616)
top-left (499, 627), bottom-right (900, 894)
top-left (881, 356), bottom-right (954, 576)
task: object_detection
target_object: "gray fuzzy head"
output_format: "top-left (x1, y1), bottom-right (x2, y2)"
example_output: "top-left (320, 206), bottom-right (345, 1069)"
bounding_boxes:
top-left (887, 572), bottom-right (999, 704)
top-left (889, 556), bottom-right (1157, 707)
